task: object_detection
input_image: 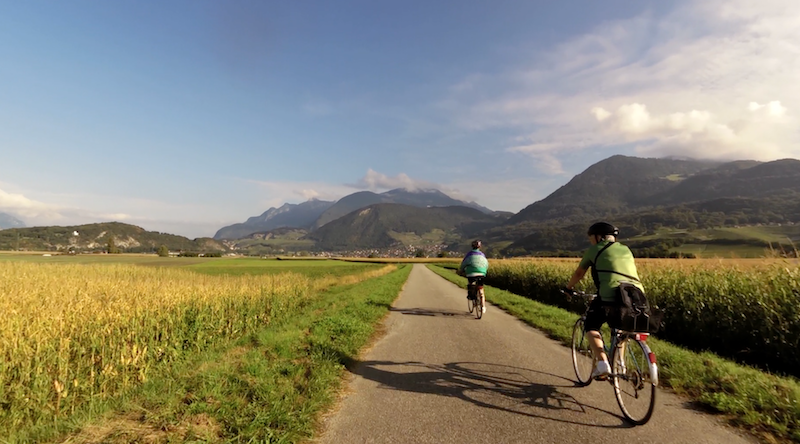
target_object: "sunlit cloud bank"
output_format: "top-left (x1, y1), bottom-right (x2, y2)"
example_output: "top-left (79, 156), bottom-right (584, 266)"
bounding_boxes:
top-left (591, 101), bottom-right (793, 159)
top-left (444, 0), bottom-right (800, 166)
top-left (348, 169), bottom-right (440, 192)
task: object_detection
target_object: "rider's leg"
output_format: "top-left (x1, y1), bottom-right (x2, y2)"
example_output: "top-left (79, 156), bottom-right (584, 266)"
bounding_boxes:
top-left (586, 330), bottom-right (608, 363)
top-left (616, 341), bottom-right (627, 372)
top-left (584, 299), bottom-right (611, 378)
top-left (479, 287), bottom-right (486, 312)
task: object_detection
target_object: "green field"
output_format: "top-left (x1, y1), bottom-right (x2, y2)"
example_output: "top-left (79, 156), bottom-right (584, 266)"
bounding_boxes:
top-left (388, 228), bottom-right (456, 245)
top-left (626, 225), bottom-right (800, 258)
top-left (670, 243), bottom-right (768, 258)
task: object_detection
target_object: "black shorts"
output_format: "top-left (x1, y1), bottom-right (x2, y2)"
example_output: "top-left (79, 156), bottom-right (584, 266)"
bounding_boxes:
top-left (584, 296), bottom-right (619, 332)
top-left (467, 276), bottom-right (485, 286)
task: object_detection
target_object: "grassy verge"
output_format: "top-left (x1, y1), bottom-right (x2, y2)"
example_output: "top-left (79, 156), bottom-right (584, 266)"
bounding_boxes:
top-left (428, 265), bottom-right (800, 443)
top-left (14, 265), bottom-right (410, 443)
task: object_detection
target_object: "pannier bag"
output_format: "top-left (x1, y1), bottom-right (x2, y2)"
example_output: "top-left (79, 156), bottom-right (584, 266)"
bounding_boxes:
top-left (610, 283), bottom-right (662, 333)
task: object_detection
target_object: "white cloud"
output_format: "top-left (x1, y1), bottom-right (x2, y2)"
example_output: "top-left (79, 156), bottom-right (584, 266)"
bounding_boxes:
top-left (443, 0), bottom-right (800, 163)
top-left (0, 187), bottom-right (64, 220)
top-left (590, 101), bottom-right (793, 160)
top-left (0, 184), bottom-right (229, 238)
top-left (591, 107), bottom-right (611, 122)
top-left (245, 179), bottom-right (355, 212)
top-left (748, 101), bottom-right (787, 117)
top-left (349, 168), bottom-right (439, 192)
top-left (0, 186), bottom-right (138, 229)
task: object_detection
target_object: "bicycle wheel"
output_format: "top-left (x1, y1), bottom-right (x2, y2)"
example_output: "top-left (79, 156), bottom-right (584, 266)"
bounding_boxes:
top-left (571, 318), bottom-right (593, 386)
top-left (475, 295), bottom-right (483, 319)
top-left (467, 291), bottom-right (475, 313)
top-left (612, 338), bottom-right (657, 425)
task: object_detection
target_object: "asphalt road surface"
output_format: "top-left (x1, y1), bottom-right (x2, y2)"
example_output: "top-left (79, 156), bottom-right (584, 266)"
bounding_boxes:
top-left (316, 265), bottom-right (757, 444)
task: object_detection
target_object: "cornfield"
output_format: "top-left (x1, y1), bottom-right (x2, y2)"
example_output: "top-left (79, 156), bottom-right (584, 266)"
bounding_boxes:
top-left (0, 261), bottom-right (394, 434)
top-left (485, 258), bottom-right (800, 376)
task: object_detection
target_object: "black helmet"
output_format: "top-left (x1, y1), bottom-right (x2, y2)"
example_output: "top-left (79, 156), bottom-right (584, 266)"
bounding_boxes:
top-left (471, 239), bottom-right (482, 249)
top-left (587, 222), bottom-right (619, 237)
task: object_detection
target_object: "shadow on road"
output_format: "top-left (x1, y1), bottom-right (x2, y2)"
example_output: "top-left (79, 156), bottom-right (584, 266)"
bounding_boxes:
top-left (349, 360), bottom-right (631, 429)
top-left (389, 307), bottom-right (475, 318)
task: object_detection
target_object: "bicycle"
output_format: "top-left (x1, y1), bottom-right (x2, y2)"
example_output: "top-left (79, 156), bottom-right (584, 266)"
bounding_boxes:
top-left (467, 278), bottom-right (484, 320)
top-left (561, 289), bottom-right (658, 425)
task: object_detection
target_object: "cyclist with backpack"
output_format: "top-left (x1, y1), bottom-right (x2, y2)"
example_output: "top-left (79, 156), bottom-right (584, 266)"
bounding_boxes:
top-left (564, 222), bottom-right (644, 380)
top-left (458, 240), bottom-right (489, 314)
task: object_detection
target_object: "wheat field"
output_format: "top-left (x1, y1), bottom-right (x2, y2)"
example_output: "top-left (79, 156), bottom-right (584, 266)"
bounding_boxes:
top-left (0, 261), bottom-right (394, 432)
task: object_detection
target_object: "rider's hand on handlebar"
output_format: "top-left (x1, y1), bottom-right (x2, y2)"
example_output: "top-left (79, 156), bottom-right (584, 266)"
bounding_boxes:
top-left (560, 286), bottom-right (577, 297)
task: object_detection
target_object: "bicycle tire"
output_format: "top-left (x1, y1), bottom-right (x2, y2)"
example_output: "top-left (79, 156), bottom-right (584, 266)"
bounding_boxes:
top-left (571, 318), bottom-right (593, 386)
top-left (612, 338), bottom-right (657, 425)
top-left (475, 296), bottom-right (483, 319)
top-left (467, 292), bottom-right (475, 313)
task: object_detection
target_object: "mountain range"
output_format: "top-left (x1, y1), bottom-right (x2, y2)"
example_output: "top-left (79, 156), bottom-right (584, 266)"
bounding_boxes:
top-left (211, 155), bottom-right (800, 256)
top-left (214, 188), bottom-right (493, 240)
top-left (214, 199), bottom-right (335, 240)
top-left (4, 155), bottom-right (800, 257)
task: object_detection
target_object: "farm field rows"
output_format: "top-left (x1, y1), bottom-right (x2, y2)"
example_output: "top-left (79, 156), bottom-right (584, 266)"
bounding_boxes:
top-left (625, 225), bottom-right (800, 258)
top-left (0, 255), bottom-right (407, 442)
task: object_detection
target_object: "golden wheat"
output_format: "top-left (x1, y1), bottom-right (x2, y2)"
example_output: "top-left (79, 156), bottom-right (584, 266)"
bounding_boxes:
top-left (0, 262), bottom-right (395, 432)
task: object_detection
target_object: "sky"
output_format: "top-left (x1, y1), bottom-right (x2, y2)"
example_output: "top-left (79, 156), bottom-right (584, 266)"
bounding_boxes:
top-left (1, 0), bottom-right (798, 238)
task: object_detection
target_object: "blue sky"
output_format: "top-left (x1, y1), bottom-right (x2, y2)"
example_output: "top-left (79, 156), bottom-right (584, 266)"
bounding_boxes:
top-left (1, 0), bottom-right (798, 237)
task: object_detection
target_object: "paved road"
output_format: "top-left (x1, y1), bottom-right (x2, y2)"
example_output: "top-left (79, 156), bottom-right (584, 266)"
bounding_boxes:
top-left (316, 265), bottom-right (756, 444)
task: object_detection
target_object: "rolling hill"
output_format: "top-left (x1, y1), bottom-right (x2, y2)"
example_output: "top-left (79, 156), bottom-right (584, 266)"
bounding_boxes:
top-left (494, 155), bottom-right (800, 257)
top-left (0, 222), bottom-right (227, 253)
top-left (506, 155), bottom-right (718, 225)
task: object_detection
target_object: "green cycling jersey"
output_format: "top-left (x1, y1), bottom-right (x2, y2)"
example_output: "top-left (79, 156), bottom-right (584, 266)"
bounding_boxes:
top-left (579, 240), bottom-right (644, 302)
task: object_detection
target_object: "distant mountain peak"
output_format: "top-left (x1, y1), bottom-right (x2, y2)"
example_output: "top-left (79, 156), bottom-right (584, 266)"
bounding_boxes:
top-left (0, 212), bottom-right (25, 229)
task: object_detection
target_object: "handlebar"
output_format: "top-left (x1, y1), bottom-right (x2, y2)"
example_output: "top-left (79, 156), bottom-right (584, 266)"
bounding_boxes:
top-left (560, 287), bottom-right (597, 301)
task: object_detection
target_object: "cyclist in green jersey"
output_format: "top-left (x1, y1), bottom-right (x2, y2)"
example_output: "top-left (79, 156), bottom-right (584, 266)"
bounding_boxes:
top-left (564, 222), bottom-right (644, 380)
top-left (458, 240), bottom-right (489, 313)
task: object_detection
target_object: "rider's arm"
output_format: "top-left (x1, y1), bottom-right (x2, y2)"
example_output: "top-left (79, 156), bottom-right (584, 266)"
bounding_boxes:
top-left (458, 257), bottom-right (467, 275)
top-left (566, 265), bottom-right (587, 289)
top-left (567, 245), bottom-right (596, 289)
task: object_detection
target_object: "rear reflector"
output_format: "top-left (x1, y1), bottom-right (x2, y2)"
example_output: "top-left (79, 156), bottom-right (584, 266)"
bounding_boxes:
top-left (649, 352), bottom-right (657, 364)
top-left (635, 333), bottom-right (649, 341)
